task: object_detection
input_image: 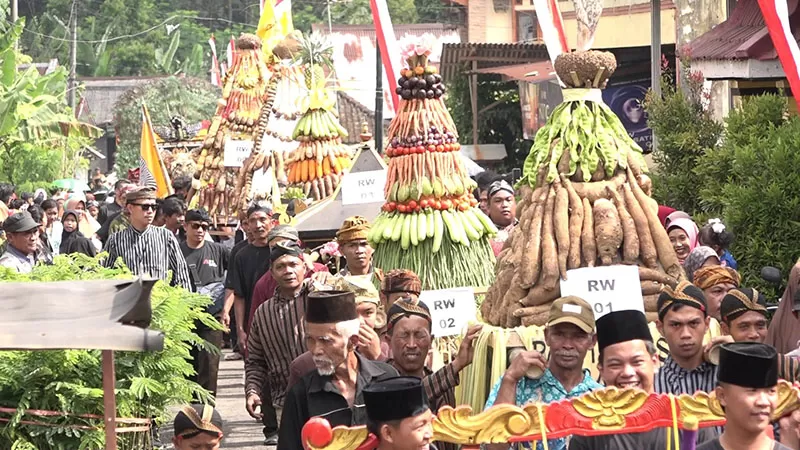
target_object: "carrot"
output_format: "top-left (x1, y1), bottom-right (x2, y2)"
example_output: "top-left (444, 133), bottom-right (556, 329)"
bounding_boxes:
top-left (627, 167), bottom-right (684, 280)
top-left (520, 191), bottom-right (546, 288)
top-left (541, 186), bottom-right (559, 290)
top-left (561, 176), bottom-right (584, 270)
top-left (623, 182), bottom-right (658, 268)
top-left (581, 197), bottom-right (596, 267)
top-left (553, 181), bottom-right (570, 280)
top-left (322, 157), bottom-right (331, 176)
top-left (608, 186), bottom-right (639, 265)
top-left (331, 156), bottom-right (341, 174)
top-left (593, 198), bottom-right (623, 266)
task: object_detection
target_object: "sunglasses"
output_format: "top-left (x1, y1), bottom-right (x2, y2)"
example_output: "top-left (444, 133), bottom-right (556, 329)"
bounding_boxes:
top-left (131, 203), bottom-right (158, 211)
top-left (189, 223), bottom-right (209, 230)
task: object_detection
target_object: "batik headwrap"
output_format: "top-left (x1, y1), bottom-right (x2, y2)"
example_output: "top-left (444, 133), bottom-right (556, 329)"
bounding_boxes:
top-left (657, 280), bottom-right (708, 321)
top-left (387, 298), bottom-right (432, 331)
top-left (381, 269), bottom-right (422, 296)
top-left (336, 216), bottom-right (370, 243)
top-left (173, 404), bottom-right (223, 438)
top-left (720, 288), bottom-right (768, 323)
top-left (693, 265), bottom-right (741, 290)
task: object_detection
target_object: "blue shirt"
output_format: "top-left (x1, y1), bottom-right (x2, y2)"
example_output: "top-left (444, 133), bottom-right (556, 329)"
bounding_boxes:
top-left (484, 369), bottom-right (602, 450)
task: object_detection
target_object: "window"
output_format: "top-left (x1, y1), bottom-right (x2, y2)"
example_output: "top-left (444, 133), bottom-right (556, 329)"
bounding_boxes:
top-left (516, 11), bottom-right (539, 42)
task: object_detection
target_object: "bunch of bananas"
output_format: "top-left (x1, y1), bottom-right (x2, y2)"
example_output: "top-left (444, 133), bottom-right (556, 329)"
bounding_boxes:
top-left (292, 108), bottom-right (349, 140)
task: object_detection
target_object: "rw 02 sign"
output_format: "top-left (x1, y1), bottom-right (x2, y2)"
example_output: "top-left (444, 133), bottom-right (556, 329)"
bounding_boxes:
top-left (419, 287), bottom-right (477, 337)
top-left (559, 265), bottom-right (644, 319)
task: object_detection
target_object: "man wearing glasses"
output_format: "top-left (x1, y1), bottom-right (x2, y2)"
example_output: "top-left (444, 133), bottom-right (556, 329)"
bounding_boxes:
top-left (180, 208), bottom-right (230, 395)
top-left (103, 187), bottom-right (192, 289)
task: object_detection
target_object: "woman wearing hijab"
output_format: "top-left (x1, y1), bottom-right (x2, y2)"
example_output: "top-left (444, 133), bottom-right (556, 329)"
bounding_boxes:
top-left (766, 259), bottom-right (800, 354)
top-left (667, 216), bottom-right (699, 265)
top-left (65, 195), bottom-right (101, 249)
top-left (60, 211), bottom-right (97, 257)
top-left (683, 246), bottom-right (721, 282)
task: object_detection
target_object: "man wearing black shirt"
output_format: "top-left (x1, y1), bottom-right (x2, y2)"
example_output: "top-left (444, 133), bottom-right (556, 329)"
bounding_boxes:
top-left (222, 213), bottom-right (252, 359)
top-left (231, 203), bottom-right (274, 355)
top-left (98, 180), bottom-right (132, 226)
top-left (180, 209), bottom-right (229, 395)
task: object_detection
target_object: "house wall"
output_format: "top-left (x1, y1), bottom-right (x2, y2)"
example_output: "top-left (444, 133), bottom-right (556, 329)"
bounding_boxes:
top-left (468, 0), bottom-right (514, 43)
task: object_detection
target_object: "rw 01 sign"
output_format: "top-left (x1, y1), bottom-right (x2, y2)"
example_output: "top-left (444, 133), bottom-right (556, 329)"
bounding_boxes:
top-left (559, 265), bottom-right (644, 319)
top-left (340, 170), bottom-right (387, 205)
top-left (419, 287), bottom-right (476, 337)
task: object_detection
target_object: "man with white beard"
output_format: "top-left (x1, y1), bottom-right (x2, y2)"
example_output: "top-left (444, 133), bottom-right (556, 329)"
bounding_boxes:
top-left (277, 290), bottom-right (398, 450)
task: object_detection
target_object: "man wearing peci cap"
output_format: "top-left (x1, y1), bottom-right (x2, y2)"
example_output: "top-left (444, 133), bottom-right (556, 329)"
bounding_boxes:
top-left (363, 376), bottom-right (436, 450)
top-left (172, 404), bottom-right (224, 450)
top-left (486, 296), bottom-right (601, 450)
top-left (103, 187), bottom-right (192, 289)
top-left (697, 343), bottom-right (792, 450)
top-left (654, 281), bottom-right (719, 395)
top-left (180, 208), bottom-right (230, 396)
top-left (278, 290), bottom-right (398, 450)
top-left (718, 288), bottom-right (800, 382)
top-left (0, 212), bottom-right (41, 273)
top-left (569, 310), bottom-right (715, 450)
top-left (245, 242), bottom-right (311, 445)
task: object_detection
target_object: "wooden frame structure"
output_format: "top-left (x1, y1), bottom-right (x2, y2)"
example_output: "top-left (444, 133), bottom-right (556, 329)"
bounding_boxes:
top-left (301, 381), bottom-right (800, 450)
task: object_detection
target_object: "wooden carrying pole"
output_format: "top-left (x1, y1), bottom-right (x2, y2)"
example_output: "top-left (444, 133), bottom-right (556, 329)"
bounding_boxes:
top-left (102, 350), bottom-right (117, 450)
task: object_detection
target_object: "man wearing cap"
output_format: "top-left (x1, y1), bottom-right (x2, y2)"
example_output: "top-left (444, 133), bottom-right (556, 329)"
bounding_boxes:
top-left (278, 290), bottom-right (398, 450)
top-left (103, 187), bottom-right (192, 290)
top-left (314, 217), bottom-right (383, 288)
top-left (180, 208), bottom-right (230, 395)
top-left (654, 281), bottom-right (719, 395)
top-left (693, 265), bottom-right (741, 322)
top-left (486, 297), bottom-right (601, 450)
top-left (696, 343), bottom-right (792, 450)
top-left (172, 404), bottom-right (224, 450)
top-left (247, 225), bottom-right (328, 333)
top-left (285, 276), bottom-right (389, 388)
top-left (231, 203), bottom-right (275, 355)
top-left (363, 376), bottom-right (436, 450)
top-left (245, 242), bottom-right (311, 445)
top-left (386, 298), bottom-right (482, 450)
top-left (380, 269), bottom-right (423, 311)
top-left (719, 288), bottom-right (800, 382)
top-left (569, 310), bottom-right (715, 449)
top-left (487, 180), bottom-right (517, 257)
top-left (0, 212), bottom-right (41, 273)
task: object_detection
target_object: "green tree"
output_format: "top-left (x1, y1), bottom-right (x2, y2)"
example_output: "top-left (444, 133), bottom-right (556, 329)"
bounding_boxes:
top-left (113, 76), bottom-right (220, 172)
top-left (644, 67), bottom-right (723, 215)
top-left (694, 94), bottom-right (800, 289)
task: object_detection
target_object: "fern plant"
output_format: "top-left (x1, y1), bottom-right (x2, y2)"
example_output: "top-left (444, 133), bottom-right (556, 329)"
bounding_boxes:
top-left (0, 254), bottom-right (221, 449)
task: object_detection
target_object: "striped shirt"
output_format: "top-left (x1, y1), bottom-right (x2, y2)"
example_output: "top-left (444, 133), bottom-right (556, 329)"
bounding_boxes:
top-left (654, 357), bottom-right (718, 395)
top-left (245, 281), bottom-right (310, 408)
top-left (778, 353), bottom-right (800, 382)
top-left (103, 224), bottom-right (192, 290)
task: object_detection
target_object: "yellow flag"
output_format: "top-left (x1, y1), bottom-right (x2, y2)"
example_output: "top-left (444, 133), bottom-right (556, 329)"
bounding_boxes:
top-left (256, 0), bottom-right (279, 41)
top-left (140, 105), bottom-right (172, 198)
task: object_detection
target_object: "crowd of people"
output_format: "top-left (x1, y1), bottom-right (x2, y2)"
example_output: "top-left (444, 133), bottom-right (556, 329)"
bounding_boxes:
top-left (3, 168), bottom-right (800, 450)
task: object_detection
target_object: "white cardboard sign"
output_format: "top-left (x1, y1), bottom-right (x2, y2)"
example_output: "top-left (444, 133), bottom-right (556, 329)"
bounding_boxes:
top-left (419, 287), bottom-right (477, 337)
top-left (559, 265), bottom-right (643, 319)
top-left (340, 170), bottom-right (387, 205)
top-left (223, 138), bottom-right (254, 167)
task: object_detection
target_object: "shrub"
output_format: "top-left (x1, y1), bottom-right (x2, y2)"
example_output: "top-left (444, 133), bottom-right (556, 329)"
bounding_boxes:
top-left (695, 94), bottom-right (800, 289)
top-left (0, 254), bottom-right (221, 449)
top-left (644, 67), bottom-right (724, 214)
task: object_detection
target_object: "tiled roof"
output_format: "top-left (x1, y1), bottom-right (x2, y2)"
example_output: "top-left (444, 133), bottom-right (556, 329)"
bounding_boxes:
top-left (314, 23), bottom-right (462, 117)
top-left (336, 91), bottom-right (376, 145)
top-left (77, 76), bottom-right (166, 126)
top-left (688, 0), bottom-right (799, 61)
top-left (440, 42), bottom-right (549, 80)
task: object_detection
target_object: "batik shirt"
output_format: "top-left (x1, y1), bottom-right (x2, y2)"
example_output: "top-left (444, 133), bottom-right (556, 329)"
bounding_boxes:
top-left (485, 369), bottom-right (602, 450)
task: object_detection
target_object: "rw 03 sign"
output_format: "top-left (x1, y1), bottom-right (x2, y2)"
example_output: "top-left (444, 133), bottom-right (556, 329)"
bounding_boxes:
top-left (419, 287), bottom-right (477, 337)
top-left (559, 265), bottom-right (644, 319)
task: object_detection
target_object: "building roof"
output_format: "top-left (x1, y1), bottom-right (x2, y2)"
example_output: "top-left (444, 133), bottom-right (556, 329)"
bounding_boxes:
top-left (439, 42), bottom-right (549, 80)
top-left (337, 91), bottom-right (376, 145)
top-left (314, 23), bottom-right (462, 117)
top-left (688, 0), bottom-right (799, 61)
top-left (77, 76), bottom-right (166, 126)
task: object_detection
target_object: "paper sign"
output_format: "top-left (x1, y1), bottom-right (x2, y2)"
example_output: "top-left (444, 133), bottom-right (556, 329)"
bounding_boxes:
top-left (223, 138), bottom-right (254, 167)
top-left (419, 287), bottom-right (477, 337)
top-left (559, 265), bottom-right (643, 319)
top-left (340, 170), bottom-right (387, 205)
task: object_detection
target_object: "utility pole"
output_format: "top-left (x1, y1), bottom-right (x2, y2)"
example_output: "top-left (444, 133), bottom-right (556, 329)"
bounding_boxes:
top-left (11, 0), bottom-right (18, 21)
top-left (374, 44), bottom-right (383, 152)
top-left (68, 0), bottom-right (77, 109)
top-left (327, 0), bottom-right (333, 33)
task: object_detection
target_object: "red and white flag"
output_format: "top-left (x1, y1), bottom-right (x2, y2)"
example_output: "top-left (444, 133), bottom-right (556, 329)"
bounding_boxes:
top-left (208, 35), bottom-right (222, 87)
top-left (227, 36), bottom-right (236, 68)
top-left (532, 0), bottom-right (569, 66)
top-left (369, 0), bottom-right (401, 114)
top-left (757, 0), bottom-right (800, 112)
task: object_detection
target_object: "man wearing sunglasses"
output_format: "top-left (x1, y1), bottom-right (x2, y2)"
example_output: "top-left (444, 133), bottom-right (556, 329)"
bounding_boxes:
top-left (180, 208), bottom-right (230, 395)
top-left (103, 187), bottom-right (192, 290)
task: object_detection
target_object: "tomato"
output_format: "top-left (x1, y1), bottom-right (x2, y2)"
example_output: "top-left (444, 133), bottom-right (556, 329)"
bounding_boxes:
top-left (441, 200), bottom-right (451, 210)
top-left (415, 206), bottom-right (421, 212)
top-left (443, 144), bottom-right (451, 152)
top-left (459, 203), bottom-right (469, 211)
top-left (436, 145), bottom-right (444, 153)
top-left (470, 198), bottom-right (478, 207)
top-left (420, 199), bottom-right (430, 209)
top-left (433, 201), bottom-right (442, 210)
top-left (397, 204), bottom-right (406, 213)
top-left (407, 200), bottom-right (418, 210)
top-left (427, 145), bottom-right (436, 152)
